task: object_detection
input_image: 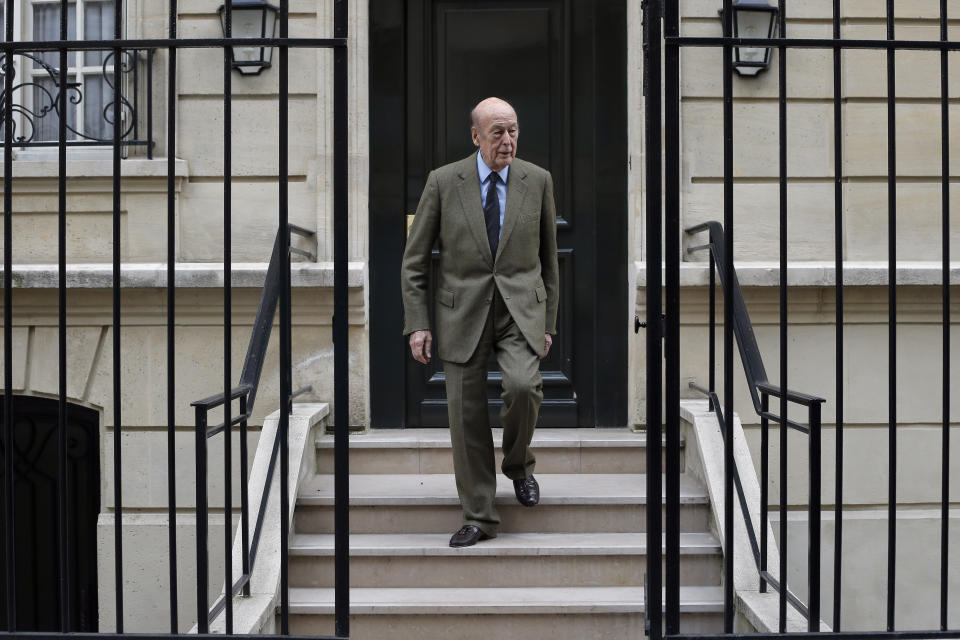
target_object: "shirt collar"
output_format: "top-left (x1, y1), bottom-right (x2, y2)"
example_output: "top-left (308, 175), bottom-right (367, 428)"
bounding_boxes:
top-left (477, 150), bottom-right (509, 184)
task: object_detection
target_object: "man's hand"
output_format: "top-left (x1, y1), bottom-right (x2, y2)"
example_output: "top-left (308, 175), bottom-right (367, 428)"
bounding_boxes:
top-left (409, 330), bottom-right (433, 364)
top-left (541, 333), bottom-right (553, 360)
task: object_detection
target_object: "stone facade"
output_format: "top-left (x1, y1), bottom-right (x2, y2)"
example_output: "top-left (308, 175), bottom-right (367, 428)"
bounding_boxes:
top-left (0, 0), bottom-right (957, 633)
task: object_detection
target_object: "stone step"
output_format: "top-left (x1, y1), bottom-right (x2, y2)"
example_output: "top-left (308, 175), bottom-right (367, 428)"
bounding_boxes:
top-left (295, 473), bottom-right (711, 534)
top-left (288, 532), bottom-right (722, 588)
top-left (287, 586), bottom-right (724, 638)
top-left (316, 428), bottom-right (682, 475)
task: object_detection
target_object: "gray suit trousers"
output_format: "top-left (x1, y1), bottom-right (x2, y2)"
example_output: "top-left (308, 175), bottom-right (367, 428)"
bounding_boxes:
top-left (442, 288), bottom-right (541, 537)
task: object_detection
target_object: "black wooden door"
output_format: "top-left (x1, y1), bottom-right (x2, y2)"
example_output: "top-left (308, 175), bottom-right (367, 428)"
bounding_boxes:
top-left (0, 396), bottom-right (100, 631)
top-left (370, 0), bottom-right (627, 428)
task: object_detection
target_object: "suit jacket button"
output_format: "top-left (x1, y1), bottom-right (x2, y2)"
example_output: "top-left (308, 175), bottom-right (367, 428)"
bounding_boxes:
top-left (485, 297), bottom-right (492, 303)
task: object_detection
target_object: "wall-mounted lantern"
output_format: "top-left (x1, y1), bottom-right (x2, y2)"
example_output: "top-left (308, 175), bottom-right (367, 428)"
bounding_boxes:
top-left (719, 0), bottom-right (779, 76)
top-left (218, 0), bottom-right (280, 75)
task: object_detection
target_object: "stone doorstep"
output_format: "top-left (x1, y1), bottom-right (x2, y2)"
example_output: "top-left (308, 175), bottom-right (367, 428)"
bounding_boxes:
top-left (297, 473), bottom-right (709, 506)
top-left (315, 427), bottom-right (680, 450)
top-left (287, 585), bottom-right (725, 615)
top-left (288, 531), bottom-right (722, 557)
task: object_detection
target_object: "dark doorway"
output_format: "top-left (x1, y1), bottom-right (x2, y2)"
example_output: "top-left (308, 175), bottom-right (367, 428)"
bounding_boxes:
top-left (370, 0), bottom-right (627, 428)
top-left (0, 396), bottom-right (100, 631)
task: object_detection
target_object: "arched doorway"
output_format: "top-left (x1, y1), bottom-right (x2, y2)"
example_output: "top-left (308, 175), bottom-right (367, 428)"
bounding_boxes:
top-left (0, 396), bottom-right (100, 631)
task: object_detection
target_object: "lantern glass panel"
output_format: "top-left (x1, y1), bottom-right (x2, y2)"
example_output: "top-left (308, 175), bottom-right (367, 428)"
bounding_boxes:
top-left (261, 7), bottom-right (277, 65)
top-left (232, 8), bottom-right (265, 70)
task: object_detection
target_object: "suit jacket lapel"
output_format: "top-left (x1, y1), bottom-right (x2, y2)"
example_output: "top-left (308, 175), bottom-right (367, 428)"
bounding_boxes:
top-left (455, 155), bottom-right (494, 267)
top-left (496, 162), bottom-right (529, 262)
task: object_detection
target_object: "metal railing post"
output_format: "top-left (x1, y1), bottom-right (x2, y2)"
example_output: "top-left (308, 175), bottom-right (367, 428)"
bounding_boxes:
top-left (222, 1), bottom-right (234, 631)
top-left (277, 1), bottom-right (292, 634)
top-left (642, 0), bottom-right (664, 637)
top-left (709, 250), bottom-right (716, 407)
top-left (195, 406), bottom-right (209, 634)
top-left (111, 0), bottom-right (125, 627)
top-left (760, 392), bottom-right (769, 593)
top-left (165, 0), bottom-right (179, 632)
top-left (940, 0), bottom-right (952, 632)
top-left (721, 0), bottom-right (736, 631)
top-left (664, 0), bottom-right (681, 633)
top-left (2, 0), bottom-right (16, 626)
top-left (809, 402), bottom-right (822, 630)
top-left (831, 0), bottom-right (845, 630)
top-left (885, 2), bottom-right (898, 631)
top-left (240, 394), bottom-right (251, 598)
top-left (57, 0), bottom-right (71, 630)
top-left (333, 0), bottom-right (351, 637)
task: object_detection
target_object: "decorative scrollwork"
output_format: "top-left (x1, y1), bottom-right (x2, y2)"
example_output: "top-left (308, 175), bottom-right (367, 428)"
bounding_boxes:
top-left (0, 49), bottom-right (147, 146)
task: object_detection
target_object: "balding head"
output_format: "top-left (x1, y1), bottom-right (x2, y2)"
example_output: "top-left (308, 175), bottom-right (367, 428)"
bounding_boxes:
top-left (471, 97), bottom-right (519, 171)
top-left (471, 97), bottom-right (516, 129)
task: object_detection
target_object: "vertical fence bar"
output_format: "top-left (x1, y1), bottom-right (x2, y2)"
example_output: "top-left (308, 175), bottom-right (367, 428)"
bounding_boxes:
top-left (278, 0), bottom-right (291, 634)
top-left (57, 0), bottom-right (70, 630)
top-left (147, 49), bottom-right (153, 159)
top-left (112, 0), bottom-right (125, 629)
top-left (166, 0), bottom-right (179, 632)
top-left (239, 394), bottom-right (250, 597)
top-left (809, 402), bottom-right (822, 629)
top-left (940, 0), bottom-right (950, 631)
top-left (642, 0), bottom-right (663, 637)
top-left (663, 0), bottom-right (680, 633)
top-left (776, 2), bottom-right (789, 626)
top-left (2, 0), bottom-right (16, 628)
top-left (832, 0), bottom-right (844, 630)
top-left (195, 407), bottom-right (209, 634)
top-left (760, 392), bottom-right (768, 593)
top-left (222, 2), bottom-right (233, 632)
top-left (333, 0), bottom-right (350, 636)
top-left (721, 0), bottom-right (735, 631)
top-left (885, 1), bottom-right (897, 630)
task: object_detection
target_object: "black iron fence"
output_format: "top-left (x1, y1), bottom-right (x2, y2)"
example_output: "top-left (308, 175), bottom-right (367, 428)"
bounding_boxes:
top-left (644, 0), bottom-right (957, 638)
top-left (0, 0), bottom-right (350, 638)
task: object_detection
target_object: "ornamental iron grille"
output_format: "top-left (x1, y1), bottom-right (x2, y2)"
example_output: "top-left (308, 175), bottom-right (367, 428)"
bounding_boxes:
top-left (643, 1), bottom-right (958, 639)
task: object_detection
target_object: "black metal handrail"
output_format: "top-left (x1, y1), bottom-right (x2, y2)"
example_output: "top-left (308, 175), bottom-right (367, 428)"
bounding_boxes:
top-left (190, 223), bottom-right (314, 630)
top-left (686, 220), bottom-right (826, 625)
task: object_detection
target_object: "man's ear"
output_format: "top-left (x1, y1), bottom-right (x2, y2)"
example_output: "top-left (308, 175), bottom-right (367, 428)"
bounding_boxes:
top-left (471, 127), bottom-right (480, 147)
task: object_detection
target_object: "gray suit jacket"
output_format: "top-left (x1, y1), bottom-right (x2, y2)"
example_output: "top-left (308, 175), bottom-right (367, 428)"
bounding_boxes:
top-left (401, 154), bottom-right (559, 364)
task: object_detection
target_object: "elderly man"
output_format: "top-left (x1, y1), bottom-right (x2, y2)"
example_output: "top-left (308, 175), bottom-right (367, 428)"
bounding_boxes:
top-left (401, 97), bottom-right (559, 548)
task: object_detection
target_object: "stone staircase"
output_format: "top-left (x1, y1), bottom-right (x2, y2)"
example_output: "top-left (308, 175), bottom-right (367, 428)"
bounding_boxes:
top-left (287, 428), bottom-right (724, 639)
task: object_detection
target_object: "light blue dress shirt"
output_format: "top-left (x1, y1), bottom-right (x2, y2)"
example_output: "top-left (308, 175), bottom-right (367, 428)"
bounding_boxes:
top-left (477, 150), bottom-right (508, 238)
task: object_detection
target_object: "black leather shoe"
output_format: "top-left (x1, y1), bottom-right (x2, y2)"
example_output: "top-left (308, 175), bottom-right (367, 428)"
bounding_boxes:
top-left (449, 525), bottom-right (491, 548)
top-left (513, 475), bottom-right (540, 507)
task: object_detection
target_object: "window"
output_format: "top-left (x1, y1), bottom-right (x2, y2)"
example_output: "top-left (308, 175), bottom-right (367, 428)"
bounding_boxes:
top-left (1, 0), bottom-right (141, 148)
top-left (27, 0), bottom-right (116, 142)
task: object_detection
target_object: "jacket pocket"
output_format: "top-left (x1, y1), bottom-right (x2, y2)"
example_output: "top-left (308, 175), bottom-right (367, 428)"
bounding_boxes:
top-left (535, 286), bottom-right (546, 303)
top-left (436, 288), bottom-right (455, 308)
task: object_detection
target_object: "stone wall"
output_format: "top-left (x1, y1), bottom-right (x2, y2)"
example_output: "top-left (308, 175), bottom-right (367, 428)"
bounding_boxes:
top-left (0, 280), bottom-right (363, 632)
